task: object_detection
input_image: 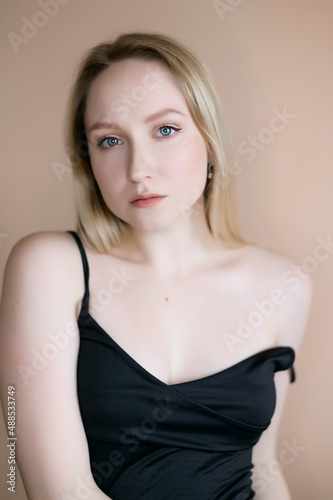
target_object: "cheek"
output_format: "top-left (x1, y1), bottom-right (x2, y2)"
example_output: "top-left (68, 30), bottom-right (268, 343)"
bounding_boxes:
top-left (90, 151), bottom-right (123, 189)
top-left (171, 133), bottom-right (208, 186)
top-left (89, 159), bottom-right (124, 213)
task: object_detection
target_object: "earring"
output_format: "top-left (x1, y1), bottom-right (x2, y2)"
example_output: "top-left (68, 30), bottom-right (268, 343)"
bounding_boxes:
top-left (207, 162), bottom-right (214, 179)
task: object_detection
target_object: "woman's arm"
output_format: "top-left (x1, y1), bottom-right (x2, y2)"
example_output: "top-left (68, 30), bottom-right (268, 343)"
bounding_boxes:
top-left (252, 371), bottom-right (294, 499)
top-left (252, 258), bottom-right (313, 499)
top-left (0, 232), bottom-right (111, 500)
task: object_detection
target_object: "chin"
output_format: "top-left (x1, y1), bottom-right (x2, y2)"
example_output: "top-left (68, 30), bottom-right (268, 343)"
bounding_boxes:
top-left (126, 212), bottom-right (183, 234)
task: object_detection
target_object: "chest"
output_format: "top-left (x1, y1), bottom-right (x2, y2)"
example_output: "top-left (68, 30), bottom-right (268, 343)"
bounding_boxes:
top-left (79, 258), bottom-right (278, 385)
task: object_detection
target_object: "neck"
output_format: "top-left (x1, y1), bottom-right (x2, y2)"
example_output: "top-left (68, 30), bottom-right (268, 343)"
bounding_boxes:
top-left (114, 201), bottom-right (225, 279)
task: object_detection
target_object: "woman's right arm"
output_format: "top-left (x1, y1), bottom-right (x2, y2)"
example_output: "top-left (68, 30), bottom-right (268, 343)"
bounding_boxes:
top-left (0, 232), bottom-right (111, 500)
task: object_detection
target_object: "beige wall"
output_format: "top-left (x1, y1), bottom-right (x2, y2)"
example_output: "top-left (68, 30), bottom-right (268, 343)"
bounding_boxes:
top-left (1, 0), bottom-right (332, 498)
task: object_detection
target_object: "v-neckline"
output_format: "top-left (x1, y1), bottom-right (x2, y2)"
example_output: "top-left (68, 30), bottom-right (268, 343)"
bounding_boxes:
top-left (79, 310), bottom-right (295, 388)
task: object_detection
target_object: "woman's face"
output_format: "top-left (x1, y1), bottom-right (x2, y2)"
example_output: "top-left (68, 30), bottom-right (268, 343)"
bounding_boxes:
top-left (84, 58), bottom-right (210, 233)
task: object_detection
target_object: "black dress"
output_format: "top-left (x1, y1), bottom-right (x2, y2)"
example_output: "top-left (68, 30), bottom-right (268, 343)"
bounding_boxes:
top-left (68, 230), bottom-right (295, 500)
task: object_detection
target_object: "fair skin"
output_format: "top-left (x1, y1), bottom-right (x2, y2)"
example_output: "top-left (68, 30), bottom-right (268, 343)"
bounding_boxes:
top-left (0, 58), bottom-right (312, 499)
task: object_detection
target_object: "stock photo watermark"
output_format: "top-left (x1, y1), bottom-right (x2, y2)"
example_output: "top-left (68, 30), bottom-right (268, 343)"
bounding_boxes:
top-left (85, 266), bottom-right (136, 317)
top-left (61, 396), bottom-right (180, 499)
top-left (173, 105), bottom-right (296, 226)
top-left (222, 288), bottom-right (286, 352)
top-left (52, 140), bottom-right (90, 182)
top-left (237, 107), bottom-right (296, 162)
top-left (252, 438), bottom-right (306, 493)
top-left (16, 320), bottom-right (78, 385)
top-left (212, 0), bottom-right (245, 22)
top-left (16, 266), bottom-right (135, 385)
top-left (7, 0), bottom-right (72, 54)
top-left (223, 234), bottom-right (331, 351)
top-left (6, 385), bottom-right (17, 493)
top-left (110, 66), bottom-right (164, 120)
top-left (92, 396), bottom-right (180, 486)
top-left (52, 160), bottom-right (73, 182)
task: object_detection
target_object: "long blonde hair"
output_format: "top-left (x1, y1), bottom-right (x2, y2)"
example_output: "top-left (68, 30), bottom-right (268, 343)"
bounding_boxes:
top-left (64, 31), bottom-right (245, 253)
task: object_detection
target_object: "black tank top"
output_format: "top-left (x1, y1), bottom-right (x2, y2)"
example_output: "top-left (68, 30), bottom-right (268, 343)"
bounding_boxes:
top-left (68, 230), bottom-right (296, 500)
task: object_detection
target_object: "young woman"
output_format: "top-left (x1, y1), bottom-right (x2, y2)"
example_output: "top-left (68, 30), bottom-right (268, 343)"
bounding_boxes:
top-left (0, 32), bottom-right (312, 499)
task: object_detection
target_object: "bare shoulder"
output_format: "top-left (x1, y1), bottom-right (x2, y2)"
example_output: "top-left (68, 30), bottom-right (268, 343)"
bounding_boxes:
top-left (0, 230), bottom-right (85, 341)
top-left (4, 230), bottom-right (80, 271)
top-left (237, 242), bottom-right (313, 349)
top-left (236, 242), bottom-right (313, 297)
top-left (2, 230), bottom-right (83, 299)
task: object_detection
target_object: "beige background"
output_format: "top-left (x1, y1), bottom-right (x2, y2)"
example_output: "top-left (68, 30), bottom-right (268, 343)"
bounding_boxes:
top-left (1, 0), bottom-right (332, 498)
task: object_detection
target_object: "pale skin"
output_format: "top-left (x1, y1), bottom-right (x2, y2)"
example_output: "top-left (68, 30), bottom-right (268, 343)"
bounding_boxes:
top-left (0, 58), bottom-right (313, 499)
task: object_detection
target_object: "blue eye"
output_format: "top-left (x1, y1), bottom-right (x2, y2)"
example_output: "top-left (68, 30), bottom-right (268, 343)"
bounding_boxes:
top-left (155, 126), bottom-right (180, 137)
top-left (98, 137), bottom-right (123, 148)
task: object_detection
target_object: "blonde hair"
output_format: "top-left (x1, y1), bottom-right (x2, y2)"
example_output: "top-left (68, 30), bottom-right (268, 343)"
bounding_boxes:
top-left (64, 31), bottom-right (245, 253)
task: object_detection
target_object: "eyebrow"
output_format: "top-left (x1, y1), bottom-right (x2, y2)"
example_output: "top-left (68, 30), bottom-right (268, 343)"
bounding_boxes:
top-left (88, 108), bottom-right (185, 134)
top-left (143, 108), bottom-right (185, 124)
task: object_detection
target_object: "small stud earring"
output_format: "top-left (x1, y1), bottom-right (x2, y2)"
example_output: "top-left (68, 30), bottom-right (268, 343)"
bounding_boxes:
top-left (207, 162), bottom-right (214, 179)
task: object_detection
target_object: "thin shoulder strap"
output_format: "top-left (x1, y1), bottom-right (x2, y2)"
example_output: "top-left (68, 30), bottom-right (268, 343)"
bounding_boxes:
top-left (67, 230), bottom-right (90, 313)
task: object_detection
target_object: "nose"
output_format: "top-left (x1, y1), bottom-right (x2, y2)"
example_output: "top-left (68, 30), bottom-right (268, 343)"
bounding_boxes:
top-left (127, 143), bottom-right (156, 183)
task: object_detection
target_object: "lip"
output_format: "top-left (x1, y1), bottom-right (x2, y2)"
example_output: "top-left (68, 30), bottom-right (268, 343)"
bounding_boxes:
top-left (130, 196), bottom-right (166, 208)
top-left (130, 192), bottom-right (165, 203)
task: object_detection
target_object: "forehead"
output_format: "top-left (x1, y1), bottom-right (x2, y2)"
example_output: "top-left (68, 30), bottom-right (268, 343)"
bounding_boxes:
top-left (84, 58), bottom-right (190, 127)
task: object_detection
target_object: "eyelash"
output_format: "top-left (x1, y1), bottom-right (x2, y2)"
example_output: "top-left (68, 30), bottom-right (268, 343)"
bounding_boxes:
top-left (96, 124), bottom-right (181, 149)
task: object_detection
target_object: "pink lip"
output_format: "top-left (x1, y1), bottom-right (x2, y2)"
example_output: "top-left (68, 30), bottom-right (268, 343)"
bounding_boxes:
top-left (130, 196), bottom-right (166, 208)
top-left (130, 192), bottom-right (164, 203)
